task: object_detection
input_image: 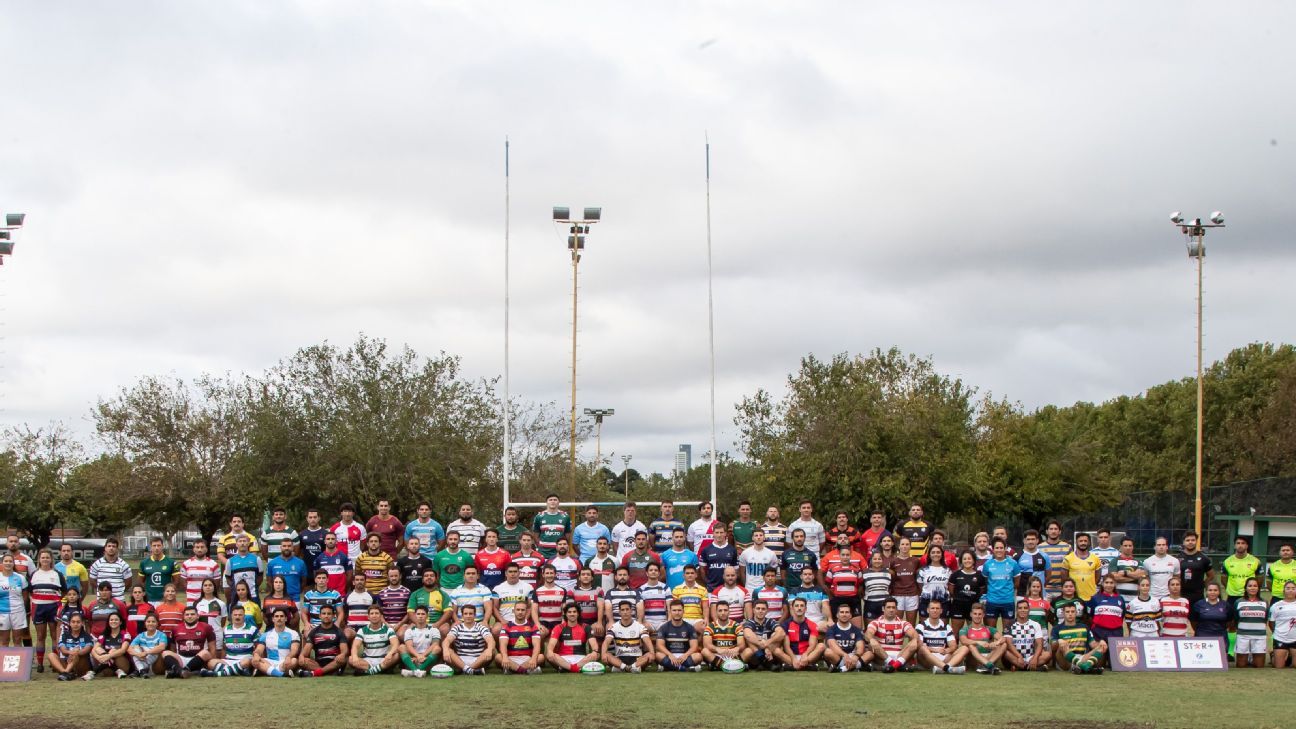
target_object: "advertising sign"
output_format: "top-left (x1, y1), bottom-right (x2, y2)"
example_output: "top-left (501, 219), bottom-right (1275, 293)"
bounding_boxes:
top-left (1109, 636), bottom-right (1227, 672)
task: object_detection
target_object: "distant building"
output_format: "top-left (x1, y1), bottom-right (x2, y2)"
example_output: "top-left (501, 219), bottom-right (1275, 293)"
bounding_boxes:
top-left (674, 444), bottom-right (692, 478)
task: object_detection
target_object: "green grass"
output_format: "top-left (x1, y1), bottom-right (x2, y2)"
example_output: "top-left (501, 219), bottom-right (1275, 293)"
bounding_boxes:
top-left (2, 669), bottom-right (1290, 728)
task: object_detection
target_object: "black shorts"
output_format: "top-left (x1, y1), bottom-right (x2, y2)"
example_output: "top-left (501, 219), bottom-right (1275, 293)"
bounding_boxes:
top-left (32, 603), bottom-right (59, 625)
top-left (1274, 640), bottom-right (1296, 651)
top-left (829, 597), bottom-right (860, 618)
top-left (948, 600), bottom-right (975, 620)
top-left (863, 600), bottom-right (886, 621)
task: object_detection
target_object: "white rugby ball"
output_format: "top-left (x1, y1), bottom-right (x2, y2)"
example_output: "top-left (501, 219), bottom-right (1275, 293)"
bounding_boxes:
top-left (721, 658), bottom-right (746, 674)
top-left (428, 663), bottom-right (454, 678)
top-left (580, 661), bottom-right (606, 675)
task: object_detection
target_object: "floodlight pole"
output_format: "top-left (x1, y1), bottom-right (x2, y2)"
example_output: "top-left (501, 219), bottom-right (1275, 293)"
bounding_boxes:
top-left (584, 408), bottom-right (615, 468)
top-left (555, 207), bottom-right (601, 507)
top-left (622, 454), bottom-right (632, 502)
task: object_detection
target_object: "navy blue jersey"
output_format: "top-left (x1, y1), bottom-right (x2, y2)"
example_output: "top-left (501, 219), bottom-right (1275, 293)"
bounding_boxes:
top-left (299, 528), bottom-right (328, 572)
top-left (699, 543), bottom-right (738, 590)
top-left (826, 623), bottom-right (864, 653)
top-left (657, 621), bottom-right (697, 655)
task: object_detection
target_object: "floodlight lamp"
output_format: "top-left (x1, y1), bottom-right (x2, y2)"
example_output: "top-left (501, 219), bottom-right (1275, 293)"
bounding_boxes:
top-left (553, 206), bottom-right (570, 221)
top-left (1210, 211), bottom-right (1224, 225)
top-left (582, 207), bottom-right (601, 221)
top-left (5, 213), bottom-right (24, 227)
top-left (0, 242), bottom-right (13, 256)
top-left (1170, 211), bottom-right (1184, 224)
top-left (0, 232), bottom-right (9, 240)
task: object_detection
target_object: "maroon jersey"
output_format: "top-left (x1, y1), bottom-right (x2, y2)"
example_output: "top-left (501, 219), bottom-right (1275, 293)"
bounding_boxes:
top-left (570, 586), bottom-right (602, 625)
top-left (171, 620), bottom-right (215, 657)
top-left (365, 515), bottom-right (405, 558)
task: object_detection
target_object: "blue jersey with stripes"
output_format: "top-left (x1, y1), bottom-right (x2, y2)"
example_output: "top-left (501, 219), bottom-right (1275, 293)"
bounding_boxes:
top-left (0, 572), bottom-right (26, 617)
top-left (260, 627), bottom-right (300, 661)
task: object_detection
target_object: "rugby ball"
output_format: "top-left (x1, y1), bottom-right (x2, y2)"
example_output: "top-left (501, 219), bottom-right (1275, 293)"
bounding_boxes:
top-left (721, 658), bottom-right (746, 674)
top-left (428, 663), bottom-right (454, 678)
top-left (580, 661), bottom-right (606, 675)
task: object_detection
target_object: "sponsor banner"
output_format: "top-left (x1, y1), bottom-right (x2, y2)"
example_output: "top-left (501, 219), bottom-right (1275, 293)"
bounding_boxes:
top-left (0, 647), bottom-right (33, 682)
top-left (1109, 636), bottom-right (1227, 672)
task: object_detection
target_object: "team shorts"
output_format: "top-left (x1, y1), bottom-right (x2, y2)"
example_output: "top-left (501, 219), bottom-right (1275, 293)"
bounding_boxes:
top-left (32, 603), bottom-right (59, 624)
top-left (880, 649), bottom-right (901, 664)
top-left (1235, 636), bottom-right (1267, 655)
top-left (264, 659), bottom-right (285, 673)
top-left (829, 597), bottom-right (860, 618)
top-left (609, 653), bottom-right (640, 667)
top-left (984, 602), bottom-right (1015, 620)
top-left (1273, 640), bottom-right (1296, 651)
top-left (893, 595), bottom-right (919, 612)
top-left (1090, 626), bottom-right (1122, 646)
top-left (0, 613), bottom-right (28, 631)
top-left (863, 600), bottom-right (886, 621)
top-left (363, 657), bottom-right (384, 669)
top-left (219, 656), bottom-right (249, 668)
top-left (948, 600), bottom-right (974, 620)
top-left (506, 654), bottom-right (530, 668)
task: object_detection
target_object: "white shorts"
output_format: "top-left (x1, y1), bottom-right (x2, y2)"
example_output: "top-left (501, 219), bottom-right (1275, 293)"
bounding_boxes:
top-left (506, 654), bottom-right (529, 667)
top-left (893, 596), bottom-right (919, 612)
top-left (0, 613), bottom-right (27, 631)
top-left (1236, 635), bottom-right (1268, 655)
top-left (882, 649), bottom-right (901, 663)
top-left (364, 657), bottom-right (384, 668)
top-left (220, 657), bottom-right (249, 668)
top-left (263, 659), bottom-right (284, 673)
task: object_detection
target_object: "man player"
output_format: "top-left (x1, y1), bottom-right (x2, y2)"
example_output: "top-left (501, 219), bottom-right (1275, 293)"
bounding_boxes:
top-left (297, 603), bottom-right (348, 677)
top-left (604, 600), bottom-right (653, 673)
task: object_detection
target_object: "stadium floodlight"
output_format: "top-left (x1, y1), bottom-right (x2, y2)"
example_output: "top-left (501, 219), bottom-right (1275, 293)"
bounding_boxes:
top-left (582, 207), bottom-right (602, 221)
top-left (5, 213), bottom-right (24, 227)
top-left (584, 408), bottom-right (615, 466)
top-left (1170, 210), bottom-right (1226, 536)
top-left (554, 204), bottom-right (604, 502)
top-left (553, 206), bottom-right (570, 221)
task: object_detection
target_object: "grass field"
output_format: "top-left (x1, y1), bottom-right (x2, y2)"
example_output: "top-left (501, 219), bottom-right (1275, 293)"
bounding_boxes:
top-left (2, 669), bottom-right (1290, 729)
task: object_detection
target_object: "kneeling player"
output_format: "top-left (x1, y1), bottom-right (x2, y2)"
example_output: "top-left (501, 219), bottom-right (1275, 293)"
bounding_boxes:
top-left (444, 603), bottom-right (494, 674)
top-left (825, 602), bottom-right (872, 672)
top-left (348, 605), bottom-right (399, 675)
top-left (1052, 603), bottom-right (1105, 675)
top-left (740, 600), bottom-right (784, 670)
top-left (655, 600), bottom-right (702, 671)
top-left (546, 603), bottom-right (600, 673)
top-left (603, 600), bottom-right (653, 672)
top-left (399, 606), bottom-right (441, 677)
top-left (701, 601), bottom-right (744, 669)
top-left (915, 600), bottom-right (966, 674)
top-left (252, 608), bottom-right (300, 677)
top-left (498, 601), bottom-right (543, 674)
top-left (298, 604), bottom-right (348, 676)
top-left (865, 597), bottom-right (918, 672)
top-left (778, 597), bottom-right (825, 671)
top-left (162, 606), bottom-right (216, 678)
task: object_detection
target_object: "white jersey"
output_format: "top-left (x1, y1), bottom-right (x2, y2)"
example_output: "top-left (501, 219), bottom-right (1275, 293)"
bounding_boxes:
top-left (711, 585), bottom-right (750, 622)
top-left (403, 625), bottom-right (441, 654)
top-left (1269, 600), bottom-right (1296, 644)
top-left (1007, 620), bottom-right (1044, 657)
top-left (492, 581), bottom-right (534, 614)
top-left (610, 520), bottom-right (648, 559)
top-left (738, 547), bottom-right (779, 591)
top-left (787, 518), bottom-right (826, 554)
top-left (180, 557), bottom-right (222, 604)
top-left (608, 620), bottom-right (649, 657)
top-left (1091, 546), bottom-right (1120, 577)
top-left (448, 584), bottom-right (494, 622)
top-left (446, 519), bottom-right (487, 554)
top-left (1125, 596), bottom-right (1162, 637)
top-left (1142, 555), bottom-right (1180, 599)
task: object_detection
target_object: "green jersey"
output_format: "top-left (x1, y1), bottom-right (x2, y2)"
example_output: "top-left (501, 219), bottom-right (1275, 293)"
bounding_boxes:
top-left (1051, 623), bottom-right (1092, 655)
top-left (1233, 599), bottom-right (1268, 638)
top-left (495, 523), bottom-right (527, 553)
top-left (140, 555), bottom-right (177, 603)
top-left (357, 624), bottom-right (396, 659)
top-left (1051, 596), bottom-right (1086, 624)
top-left (531, 512), bottom-right (571, 557)
top-left (1222, 554), bottom-right (1261, 597)
top-left (408, 587), bottom-right (451, 622)
top-left (432, 550), bottom-right (474, 590)
top-left (1268, 559), bottom-right (1296, 597)
top-left (1110, 556), bottom-right (1142, 599)
top-left (730, 520), bottom-right (758, 550)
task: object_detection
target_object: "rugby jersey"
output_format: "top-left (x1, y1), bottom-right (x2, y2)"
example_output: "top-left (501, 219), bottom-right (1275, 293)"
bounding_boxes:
top-left (1051, 623), bottom-right (1092, 653)
top-left (637, 582), bottom-right (671, 628)
top-left (1159, 596), bottom-right (1190, 637)
top-left (1008, 620), bottom-right (1044, 657)
top-left (552, 622), bottom-right (591, 656)
top-left (225, 553), bottom-right (264, 600)
top-left (738, 547), bottom-right (779, 590)
top-left (570, 586), bottom-right (602, 624)
top-left (222, 622), bottom-right (260, 659)
top-left (711, 584), bottom-right (749, 621)
top-left (605, 587), bottom-right (640, 616)
top-left (180, 557), bottom-right (221, 603)
top-left (916, 619), bottom-right (953, 649)
top-left (608, 620), bottom-right (648, 657)
top-left (354, 551), bottom-right (394, 594)
top-left (705, 620), bottom-right (741, 649)
top-left (1270, 600), bottom-right (1296, 644)
top-left (376, 585), bottom-right (411, 625)
top-left (449, 584), bottom-right (494, 622)
top-left (742, 616), bottom-right (779, 640)
top-left (305, 624), bottom-right (345, 660)
top-left (355, 624), bottom-right (395, 659)
top-left (1124, 596), bottom-right (1162, 636)
top-left (826, 622), bottom-right (864, 653)
top-left (446, 519), bottom-right (486, 555)
top-left (260, 524), bottom-right (300, 552)
top-left (533, 584), bottom-right (569, 626)
top-left (672, 583), bottom-right (709, 622)
top-left (862, 570), bottom-right (892, 602)
top-left (918, 565), bottom-right (951, 601)
top-left (493, 581), bottom-right (533, 615)
top-left (28, 568), bottom-right (66, 608)
top-left (328, 522), bottom-right (367, 562)
top-left (303, 589), bottom-right (343, 626)
top-left (649, 517), bottom-right (685, 552)
top-left (1110, 556), bottom-right (1143, 600)
top-left (88, 557), bottom-right (133, 599)
top-left (1233, 599), bottom-right (1269, 638)
top-left (448, 622), bottom-right (490, 657)
top-left (502, 620), bottom-right (541, 657)
top-left (549, 556), bottom-right (580, 590)
top-left (867, 617), bottom-right (911, 649)
top-left (824, 563), bottom-right (862, 599)
top-left (895, 520), bottom-right (930, 557)
top-left (344, 590), bottom-right (373, 628)
top-left (760, 523), bottom-right (787, 558)
top-left (510, 550), bottom-right (545, 589)
top-left (751, 585), bottom-right (788, 620)
top-left (789, 585), bottom-right (828, 624)
top-left (1038, 541), bottom-right (1071, 590)
top-left (403, 625), bottom-right (440, 654)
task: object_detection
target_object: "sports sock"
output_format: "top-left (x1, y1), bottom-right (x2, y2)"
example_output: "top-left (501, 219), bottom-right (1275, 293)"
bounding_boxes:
top-left (367, 665), bottom-right (380, 675)
top-left (163, 656), bottom-right (181, 672)
top-left (401, 654), bottom-right (417, 670)
top-left (268, 666), bottom-right (284, 677)
top-left (186, 657), bottom-right (205, 671)
top-left (313, 669), bottom-right (323, 677)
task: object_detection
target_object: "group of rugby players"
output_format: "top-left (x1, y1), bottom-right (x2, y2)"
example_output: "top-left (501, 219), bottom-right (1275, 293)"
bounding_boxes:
top-left (3, 495), bottom-right (1295, 680)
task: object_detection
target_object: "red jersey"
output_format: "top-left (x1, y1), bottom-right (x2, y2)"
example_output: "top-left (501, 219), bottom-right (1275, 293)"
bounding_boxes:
top-left (553, 622), bottom-right (590, 656)
top-left (824, 563), bottom-right (862, 599)
top-left (823, 549), bottom-right (865, 573)
top-left (510, 550), bottom-right (546, 589)
top-left (501, 620), bottom-right (541, 658)
top-left (533, 584), bottom-right (569, 627)
top-left (826, 526), bottom-right (864, 553)
top-left (781, 617), bottom-right (817, 655)
top-left (155, 602), bottom-right (186, 637)
top-left (364, 515), bottom-right (404, 559)
top-left (859, 528), bottom-right (890, 555)
top-left (171, 620), bottom-right (215, 657)
top-left (868, 617), bottom-right (911, 649)
top-left (474, 548), bottom-right (511, 588)
top-left (570, 586), bottom-right (602, 625)
top-left (125, 603), bottom-right (155, 638)
top-left (619, 549), bottom-right (663, 590)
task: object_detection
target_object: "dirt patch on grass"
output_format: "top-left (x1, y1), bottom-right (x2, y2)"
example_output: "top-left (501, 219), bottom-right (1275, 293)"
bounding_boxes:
top-left (1006, 723), bottom-right (1155, 729)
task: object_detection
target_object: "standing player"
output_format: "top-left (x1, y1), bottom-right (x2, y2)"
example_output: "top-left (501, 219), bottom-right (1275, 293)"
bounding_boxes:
top-left (959, 603), bottom-right (1006, 675)
top-left (890, 537), bottom-right (922, 626)
top-left (699, 522), bottom-right (738, 592)
top-left (531, 494), bottom-right (571, 559)
top-left (548, 538), bottom-right (581, 591)
top-left (981, 541), bottom-right (1020, 631)
top-left (1177, 531), bottom-right (1215, 603)
top-left (1091, 529), bottom-right (1121, 579)
top-left (620, 531), bottom-right (663, 589)
top-left (752, 568), bottom-right (789, 621)
top-left (914, 600), bottom-right (966, 674)
top-left (738, 529), bottom-right (779, 592)
top-left (710, 566), bottom-right (750, 624)
top-left (491, 564), bottom-right (533, 628)
top-left (1003, 599), bottom-right (1049, 672)
top-left (826, 512), bottom-right (863, 555)
top-left (760, 506), bottom-right (788, 560)
top-left (637, 563), bottom-right (671, 634)
top-left (355, 534), bottom-right (395, 595)
top-left (780, 528), bottom-right (818, 590)
top-left (1234, 578), bottom-right (1269, 668)
top-left (1160, 576), bottom-right (1191, 638)
top-left (787, 501), bottom-right (825, 555)
top-left (347, 604), bottom-right (398, 675)
top-left (895, 504), bottom-right (931, 558)
top-left (213, 514), bottom-right (260, 560)
top-left (585, 536), bottom-right (619, 593)
top-left (396, 537), bottom-right (434, 593)
top-left (447, 565), bottom-right (495, 626)
top-left (688, 502), bottom-right (719, 555)
top-left (28, 550), bottom-right (65, 672)
top-left (570, 567), bottom-right (605, 640)
top-left (448, 501), bottom-right (491, 554)
top-left (224, 534), bottom-right (265, 602)
top-left (88, 537), bottom-right (133, 601)
top-left (571, 506), bottom-right (610, 564)
top-left (532, 565), bottom-right (569, 638)
top-left (1039, 521), bottom-right (1071, 599)
top-left (329, 504), bottom-right (367, 563)
top-left (1062, 533), bottom-right (1102, 601)
top-left (398, 606), bottom-right (441, 677)
top-left (444, 603), bottom-right (495, 674)
top-left (1015, 530), bottom-right (1052, 598)
top-left (376, 567), bottom-right (412, 631)
top-left (406, 568), bottom-right (451, 633)
top-left (861, 552), bottom-right (892, 622)
top-left (661, 528), bottom-right (699, 591)
top-left (545, 603), bottom-right (600, 672)
top-left (498, 600), bottom-right (543, 674)
top-left (1109, 537), bottom-right (1146, 603)
top-left (860, 510), bottom-right (891, 555)
top-left (1125, 577), bottom-right (1163, 637)
top-left (655, 600), bottom-right (702, 671)
top-left (404, 501), bottom-right (446, 560)
top-left (365, 499), bottom-right (404, 559)
top-left (303, 570), bottom-right (343, 630)
top-left (495, 507), bottom-right (526, 554)
top-left (824, 602), bottom-right (872, 672)
top-left (298, 509), bottom-right (329, 575)
top-left (729, 501), bottom-right (758, 551)
top-left (649, 500), bottom-right (684, 553)
top-left (259, 507), bottom-right (300, 555)
top-left (55, 543), bottom-right (89, 596)
top-left (179, 539), bottom-right (221, 605)
top-left (603, 600), bottom-right (653, 673)
top-left (610, 503), bottom-right (648, 559)
top-left (1222, 537), bottom-right (1261, 610)
top-left (472, 530), bottom-right (510, 591)
top-left (602, 566), bottom-right (642, 626)
top-left (1267, 543), bottom-right (1295, 605)
top-left (865, 597), bottom-right (918, 673)
top-left (296, 603), bottom-right (348, 677)
top-left (266, 538), bottom-right (308, 603)
top-left (510, 532), bottom-right (545, 589)
top-left (1142, 537), bottom-right (1180, 601)
top-left (138, 537), bottom-right (176, 606)
top-left (1087, 574), bottom-right (1127, 654)
top-left (343, 572), bottom-right (374, 640)
top-left (671, 565), bottom-right (710, 631)
top-left (950, 550), bottom-right (987, 635)
top-left (1268, 580), bottom-right (1296, 669)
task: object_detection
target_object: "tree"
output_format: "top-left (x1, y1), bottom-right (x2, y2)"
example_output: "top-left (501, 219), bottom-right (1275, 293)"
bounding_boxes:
top-left (62, 455), bottom-right (140, 537)
top-left (0, 424), bottom-right (83, 548)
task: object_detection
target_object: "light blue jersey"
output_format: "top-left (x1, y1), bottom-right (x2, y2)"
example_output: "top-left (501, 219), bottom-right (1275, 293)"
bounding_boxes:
top-left (404, 519), bottom-right (446, 560)
top-left (981, 557), bottom-right (1021, 605)
top-left (661, 548), bottom-right (700, 590)
top-left (0, 572), bottom-right (26, 617)
top-left (130, 630), bottom-right (167, 652)
top-left (260, 627), bottom-right (300, 661)
top-left (572, 522), bottom-right (612, 563)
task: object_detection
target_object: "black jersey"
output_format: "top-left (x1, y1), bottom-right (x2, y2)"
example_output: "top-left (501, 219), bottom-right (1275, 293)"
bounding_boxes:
top-left (306, 624), bottom-right (345, 660)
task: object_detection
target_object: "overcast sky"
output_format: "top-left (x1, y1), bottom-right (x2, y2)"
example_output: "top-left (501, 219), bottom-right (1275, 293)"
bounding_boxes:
top-left (3, 1), bottom-right (1293, 476)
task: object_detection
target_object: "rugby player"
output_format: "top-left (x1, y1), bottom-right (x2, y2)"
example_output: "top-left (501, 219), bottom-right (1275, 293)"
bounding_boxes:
top-left (444, 603), bottom-right (494, 674)
top-left (780, 528), bottom-right (818, 590)
top-left (959, 603), bottom-right (1006, 674)
top-left (602, 566), bottom-right (642, 626)
top-left (494, 506), bottom-right (525, 554)
top-left (619, 530), bottom-right (662, 589)
top-left (510, 532), bottom-right (545, 589)
top-left (498, 600), bottom-right (543, 674)
top-left (303, 569), bottom-right (343, 631)
top-left (824, 602), bottom-right (872, 672)
top-left (662, 528), bottom-right (700, 590)
top-left (610, 503), bottom-right (648, 559)
top-left (729, 501), bottom-right (757, 550)
top-left (447, 502), bottom-right (486, 555)
top-left (779, 596), bottom-right (824, 671)
top-left (655, 600), bottom-right (702, 671)
top-left (789, 566), bottom-right (830, 628)
top-left (399, 605), bottom-right (442, 677)
top-left (48, 611), bottom-right (95, 681)
top-left (709, 566), bottom-right (750, 623)
top-left (296, 603), bottom-right (348, 677)
top-left (406, 567), bottom-right (451, 632)
top-left (364, 499), bottom-right (403, 559)
top-left (404, 501), bottom-right (446, 560)
top-left (571, 506), bottom-right (610, 564)
top-left (161, 605), bottom-right (215, 679)
top-left (492, 563), bottom-right (534, 631)
top-left (342, 572), bottom-right (373, 640)
top-left (895, 504), bottom-right (931, 557)
top-left (252, 607), bottom-right (300, 677)
top-left (865, 597), bottom-right (918, 673)
top-left (396, 537), bottom-right (433, 593)
top-left (532, 564), bottom-right (570, 639)
top-left (474, 529), bottom-right (510, 591)
top-left (1052, 602), bottom-right (1105, 674)
top-left (603, 600), bottom-right (653, 673)
top-left (315, 531), bottom-right (352, 595)
top-left (356, 533), bottom-right (395, 594)
top-left (531, 494), bottom-right (570, 558)
top-left (915, 600), bottom-right (966, 674)
top-left (738, 529), bottom-right (779, 592)
top-left (89, 612), bottom-right (130, 678)
top-left (739, 599), bottom-right (784, 670)
top-left (348, 604), bottom-right (399, 675)
top-left (570, 566), bottom-right (605, 639)
top-left (1003, 599), bottom-right (1048, 672)
top-left (1269, 580), bottom-right (1296, 669)
top-left (687, 501), bottom-right (719, 555)
top-left (546, 603), bottom-right (600, 672)
top-left (637, 563), bottom-right (671, 635)
top-left (548, 537), bottom-right (581, 591)
top-left (127, 613), bottom-right (167, 676)
top-left (376, 566), bottom-right (411, 631)
top-left (699, 522), bottom-right (738, 591)
top-left (203, 603), bottom-right (258, 677)
top-left (701, 601), bottom-right (744, 669)
top-left (585, 536), bottom-right (618, 593)
top-left (447, 565), bottom-right (495, 627)
top-left (671, 564), bottom-right (710, 631)
top-left (432, 531), bottom-right (474, 591)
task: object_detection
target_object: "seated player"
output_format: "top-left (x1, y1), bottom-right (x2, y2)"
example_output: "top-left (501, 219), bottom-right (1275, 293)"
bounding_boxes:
top-left (498, 601), bottom-right (543, 675)
top-left (655, 600), bottom-right (703, 671)
top-left (348, 604), bottom-right (399, 675)
top-left (603, 600), bottom-right (653, 673)
top-left (1004, 599), bottom-right (1049, 672)
top-left (127, 613), bottom-right (168, 677)
top-left (252, 607), bottom-right (301, 677)
top-left (740, 599), bottom-right (785, 670)
top-left (865, 597), bottom-right (918, 673)
top-left (297, 603), bottom-right (348, 677)
top-left (49, 612), bottom-right (95, 681)
top-left (778, 597), bottom-right (825, 671)
top-left (1052, 602), bottom-right (1106, 675)
top-left (399, 606), bottom-right (442, 677)
top-left (960, 603), bottom-right (1006, 674)
top-left (701, 601), bottom-right (744, 669)
top-left (824, 602), bottom-right (873, 672)
top-left (161, 605), bottom-right (216, 679)
top-left (914, 600), bottom-right (966, 674)
top-left (545, 602), bottom-right (601, 673)
top-left (203, 604), bottom-right (259, 677)
top-left (89, 612), bottom-right (131, 678)
top-left (444, 603), bottom-right (495, 675)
